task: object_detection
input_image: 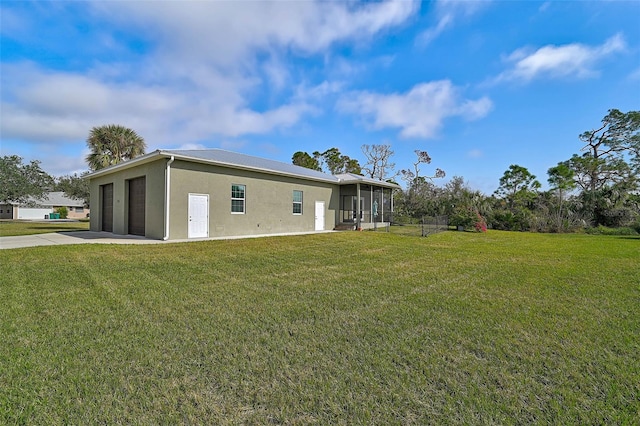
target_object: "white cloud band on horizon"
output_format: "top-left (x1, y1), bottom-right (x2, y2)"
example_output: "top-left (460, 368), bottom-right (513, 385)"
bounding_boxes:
top-left (337, 80), bottom-right (493, 139)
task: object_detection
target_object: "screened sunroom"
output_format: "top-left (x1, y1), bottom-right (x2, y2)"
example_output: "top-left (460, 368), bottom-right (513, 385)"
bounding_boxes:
top-left (335, 174), bottom-right (400, 230)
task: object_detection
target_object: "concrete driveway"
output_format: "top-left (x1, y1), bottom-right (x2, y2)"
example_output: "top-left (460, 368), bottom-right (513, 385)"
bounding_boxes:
top-left (0, 231), bottom-right (166, 250)
top-left (0, 230), bottom-right (334, 249)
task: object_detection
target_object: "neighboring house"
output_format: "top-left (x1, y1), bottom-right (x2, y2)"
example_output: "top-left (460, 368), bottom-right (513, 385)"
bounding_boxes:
top-left (85, 149), bottom-right (399, 240)
top-left (0, 192), bottom-right (89, 220)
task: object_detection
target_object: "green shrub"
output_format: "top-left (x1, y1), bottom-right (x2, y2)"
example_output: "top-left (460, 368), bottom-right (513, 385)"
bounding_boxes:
top-left (56, 206), bottom-right (68, 219)
top-left (597, 207), bottom-right (637, 228)
top-left (449, 212), bottom-right (474, 229)
top-left (585, 225), bottom-right (638, 236)
top-left (490, 208), bottom-right (534, 232)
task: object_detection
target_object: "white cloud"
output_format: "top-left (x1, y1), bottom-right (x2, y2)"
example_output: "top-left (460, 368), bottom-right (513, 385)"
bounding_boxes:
top-left (495, 33), bottom-right (626, 83)
top-left (97, 1), bottom-right (419, 65)
top-left (467, 149), bottom-right (483, 159)
top-left (294, 81), bottom-right (345, 102)
top-left (219, 140), bottom-right (248, 151)
top-left (1, 64), bottom-right (176, 143)
top-left (2, 1), bottom-right (419, 151)
top-left (203, 103), bottom-right (315, 138)
top-left (337, 80), bottom-right (492, 139)
top-left (538, 2), bottom-right (551, 13)
top-left (0, 63), bottom-right (313, 146)
top-left (0, 7), bottom-right (28, 36)
top-left (416, 0), bottom-right (490, 46)
top-left (416, 13), bottom-right (453, 46)
top-left (42, 153), bottom-right (89, 177)
top-left (174, 143), bottom-right (208, 151)
top-left (262, 57), bottom-right (290, 92)
top-left (628, 66), bottom-right (640, 81)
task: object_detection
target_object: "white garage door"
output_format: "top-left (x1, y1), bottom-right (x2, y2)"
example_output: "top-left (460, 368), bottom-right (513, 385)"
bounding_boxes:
top-left (18, 208), bottom-right (53, 220)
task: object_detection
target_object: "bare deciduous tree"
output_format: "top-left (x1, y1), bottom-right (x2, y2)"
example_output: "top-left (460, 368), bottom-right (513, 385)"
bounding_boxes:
top-left (400, 150), bottom-right (445, 185)
top-left (361, 144), bottom-right (396, 181)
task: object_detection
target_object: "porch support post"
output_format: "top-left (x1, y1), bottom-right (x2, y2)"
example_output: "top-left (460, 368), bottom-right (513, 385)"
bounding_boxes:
top-left (356, 183), bottom-right (361, 230)
top-left (381, 187), bottom-right (384, 223)
top-left (391, 189), bottom-right (394, 220)
top-left (370, 186), bottom-right (373, 224)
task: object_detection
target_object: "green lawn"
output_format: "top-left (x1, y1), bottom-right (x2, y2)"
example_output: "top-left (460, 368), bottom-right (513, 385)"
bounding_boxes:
top-left (0, 220), bottom-right (90, 236)
top-left (1, 231), bottom-right (638, 424)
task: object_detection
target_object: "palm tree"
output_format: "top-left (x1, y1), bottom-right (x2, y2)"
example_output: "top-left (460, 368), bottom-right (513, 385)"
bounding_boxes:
top-left (86, 125), bottom-right (147, 171)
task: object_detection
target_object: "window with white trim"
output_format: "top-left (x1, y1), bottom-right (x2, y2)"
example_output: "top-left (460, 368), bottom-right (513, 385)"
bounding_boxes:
top-left (293, 190), bottom-right (303, 215)
top-left (231, 184), bottom-right (246, 214)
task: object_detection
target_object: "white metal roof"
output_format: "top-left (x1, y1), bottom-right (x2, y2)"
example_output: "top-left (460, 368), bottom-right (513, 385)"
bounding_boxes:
top-left (163, 149), bottom-right (340, 184)
top-left (85, 149), bottom-right (399, 189)
top-left (334, 173), bottom-right (401, 189)
top-left (13, 192), bottom-right (85, 207)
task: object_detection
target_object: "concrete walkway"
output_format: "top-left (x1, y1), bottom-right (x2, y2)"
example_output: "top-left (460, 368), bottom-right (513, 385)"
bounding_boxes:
top-left (0, 231), bottom-right (167, 250)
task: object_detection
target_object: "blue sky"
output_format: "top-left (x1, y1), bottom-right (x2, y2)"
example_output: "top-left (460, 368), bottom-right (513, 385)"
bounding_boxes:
top-left (1, 1), bottom-right (639, 193)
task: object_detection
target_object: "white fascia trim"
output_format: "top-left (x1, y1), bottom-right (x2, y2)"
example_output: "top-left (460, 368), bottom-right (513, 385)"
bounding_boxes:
top-left (84, 150), bottom-right (165, 179)
top-left (163, 156), bottom-right (175, 241)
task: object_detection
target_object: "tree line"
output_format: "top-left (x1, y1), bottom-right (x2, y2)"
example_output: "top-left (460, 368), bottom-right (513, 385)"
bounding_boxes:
top-left (2, 110), bottom-right (638, 233)
top-left (292, 109), bottom-right (640, 233)
top-left (1, 125), bottom-right (145, 207)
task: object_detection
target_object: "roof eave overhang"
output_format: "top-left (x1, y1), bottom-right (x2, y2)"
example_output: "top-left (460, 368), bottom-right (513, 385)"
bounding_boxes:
top-left (83, 150), bottom-right (165, 179)
top-left (164, 152), bottom-right (340, 185)
top-left (336, 175), bottom-right (401, 190)
top-left (84, 150), bottom-right (341, 185)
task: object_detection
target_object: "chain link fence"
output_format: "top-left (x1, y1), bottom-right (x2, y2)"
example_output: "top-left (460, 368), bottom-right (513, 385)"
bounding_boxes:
top-left (419, 215), bottom-right (449, 236)
top-left (370, 215), bottom-right (449, 236)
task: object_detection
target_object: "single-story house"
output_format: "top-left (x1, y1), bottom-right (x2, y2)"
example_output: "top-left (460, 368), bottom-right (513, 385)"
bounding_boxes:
top-left (85, 149), bottom-right (400, 240)
top-left (0, 192), bottom-right (89, 220)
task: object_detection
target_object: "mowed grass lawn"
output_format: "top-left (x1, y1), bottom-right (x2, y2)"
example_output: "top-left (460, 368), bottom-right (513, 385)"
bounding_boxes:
top-left (1, 231), bottom-right (638, 424)
top-left (0, 220), bottom-right (89, 237)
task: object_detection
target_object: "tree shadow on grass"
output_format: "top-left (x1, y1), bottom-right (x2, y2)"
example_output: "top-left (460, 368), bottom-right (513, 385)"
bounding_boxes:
top-left (33, 226), bottom-right (77, 230)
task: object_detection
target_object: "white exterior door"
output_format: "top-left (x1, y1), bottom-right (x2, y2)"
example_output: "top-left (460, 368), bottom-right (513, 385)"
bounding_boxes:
top-left (188, 194), bottom-right (209, 238)
top-left (315, 201), bottom-right (325, 231)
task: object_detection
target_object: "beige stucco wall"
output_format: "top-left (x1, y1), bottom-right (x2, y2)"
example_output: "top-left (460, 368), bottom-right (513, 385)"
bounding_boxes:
top-left (167, 160), bottom-right (340, 239)
top-left (65, 208), bottom-right (90, 219)
top-left (89, 160), bottom-right (166, 239)
top-left (0, 205), bottom-right (14, 219)
top-left (89, 157), bottom-right (341, 240)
